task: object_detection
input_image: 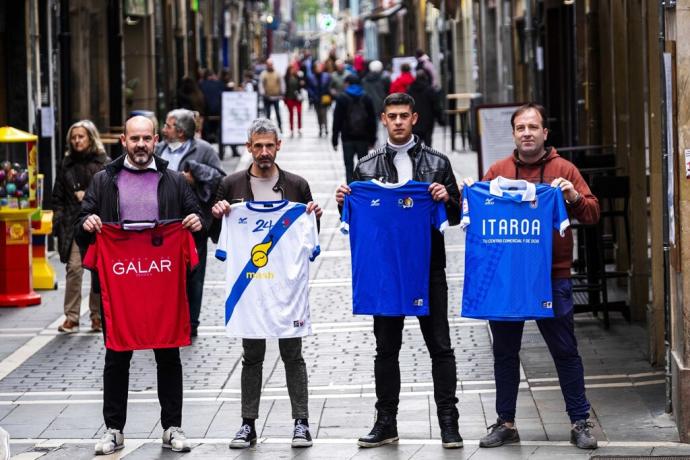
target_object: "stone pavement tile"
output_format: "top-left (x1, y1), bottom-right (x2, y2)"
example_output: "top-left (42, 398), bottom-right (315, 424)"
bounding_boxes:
top-left (512, 419), bottom-right (547, 441)
top-left (592, 446), bottom-right (653, 456)
top-left (109, 402), bottom-right (163, 438)
top-left (234, 442), bottom-right (316, 459)
top-left (291, 443), bottom-right (361, 459)
top-left (116, 442), bottom-right (199, 460)
top-left (205, 401), bottom-right (242, 438)
top-left (180, 401), bottom-right (223, 438)
top-left (349, 443), bottom-right (424, 459)
top-left (172, 442), bottom-right (245, 459)
top-left (651, 445), bottom-right (690, 455)
top-left (259, 398), bottom-right (325, 437)
top-left (1, 404), bottom-right (66, 437)
top-left (27, 443), bottom-right (97, 459)
top-left (526, 446), bottom-right (591, 459)
top-left (464, 445), bottom-right (539, 460)
top-left (410, 444), bottom-right (479, 459)
top-left (39, 403), bottom-right (103, 438)
top-left (542, 422), bottom-right (572, 442)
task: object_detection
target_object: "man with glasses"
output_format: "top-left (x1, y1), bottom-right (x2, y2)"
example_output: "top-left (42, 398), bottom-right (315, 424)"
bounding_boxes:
top-left (210, 118), bottom-right (322, 449)
top-left (335, 93), bottom-right (463, 449)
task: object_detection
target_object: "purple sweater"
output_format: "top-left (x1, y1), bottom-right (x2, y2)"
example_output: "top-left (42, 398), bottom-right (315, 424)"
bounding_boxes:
top-left (117, 168), bottom-right (160, 221)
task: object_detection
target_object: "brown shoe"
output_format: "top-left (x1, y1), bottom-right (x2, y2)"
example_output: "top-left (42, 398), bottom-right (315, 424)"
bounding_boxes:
top-left (91, 318), bottom-right (102, 333)
top-left (58, 319), bottom-right (79, 333)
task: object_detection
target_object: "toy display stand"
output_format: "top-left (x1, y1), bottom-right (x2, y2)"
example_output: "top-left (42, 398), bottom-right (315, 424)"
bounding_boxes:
top-left (0, 126), bottom-right (41, 307)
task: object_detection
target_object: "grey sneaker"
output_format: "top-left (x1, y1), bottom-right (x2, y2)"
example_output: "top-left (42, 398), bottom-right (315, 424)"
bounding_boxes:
top-left (570, 420), bottom-right (598, 449)
top-left (0, 426), bottom-right (10, 460)
top-left (479, 419), bottom-right (520, 448)
top-left (94, 428), bottom-right (124, 455)
top-left (162, 426), bottom-right (191, 452)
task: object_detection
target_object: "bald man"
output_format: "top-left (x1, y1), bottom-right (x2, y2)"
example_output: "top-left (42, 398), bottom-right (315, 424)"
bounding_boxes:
top-left (76, 115), bottom-right (202, 455)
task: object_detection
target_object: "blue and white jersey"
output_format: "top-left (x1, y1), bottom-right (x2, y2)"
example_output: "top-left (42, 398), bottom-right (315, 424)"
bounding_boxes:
top-left (461, 177), bottom-right (569, 320)
top-left (215, 200), bottom-right (320, 338)
top-left (341, 180), bottom-right (448, 316)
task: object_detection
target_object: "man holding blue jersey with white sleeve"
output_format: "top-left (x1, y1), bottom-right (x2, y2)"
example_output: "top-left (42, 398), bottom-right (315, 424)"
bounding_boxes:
top-left (462, 103), bottom-right (600, 450)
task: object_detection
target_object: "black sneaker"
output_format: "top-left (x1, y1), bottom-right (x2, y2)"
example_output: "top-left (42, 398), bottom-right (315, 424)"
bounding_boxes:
top-left (291, 419), bottom-right (313, 447)
top-left (357, 415), bottom-right (398, 448)
top-left (229, 423), bottom-right (257, 449)
top-left (570, 420), bottom-right (598, 449)
top-left (439, 417), bottom-right (463, 449)
top-left (479, 419), bottom-right (520, 448)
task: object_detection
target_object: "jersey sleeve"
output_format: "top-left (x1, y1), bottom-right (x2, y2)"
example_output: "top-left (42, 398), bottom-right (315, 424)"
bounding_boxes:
top-left (553, 187), bottom-right (570, 236)
top-left (82, 238), bottom-right (99, 271)
top-left (340, 192), bottom-right (352, 235)
top-left (186, 230), bottom-right (200, 270)
top-left (214, 215), bottom-right (229, 261)
top-left (460, 186), bottom-right (472, 230)
top-left (432, 199), bottom-right (449, 233)
top-left (305, 210), bottom-right (321, 261)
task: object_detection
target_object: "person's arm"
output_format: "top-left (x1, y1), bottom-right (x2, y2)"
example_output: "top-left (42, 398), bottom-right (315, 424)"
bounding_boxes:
top-left (440, 161), bottom-right (462, 226)
top-left (563, 168), bottom-right (600, 225)
top-left (74, 175), bottom-right (102, 249)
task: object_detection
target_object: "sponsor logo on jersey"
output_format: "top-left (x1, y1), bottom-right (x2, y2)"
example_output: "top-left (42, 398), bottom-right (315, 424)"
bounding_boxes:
top-left (484, 197), bottom-right (495, 206)
top-left (413, 298), bottom-right (424, 307)
top-left (370, 198), bottom-right (381, 207)
top-left (251, 239), bottom-right (273, 267)
top-left (542, 301), bottom-right (553, 309)
top-left (462, 198), bottom-right (469, 214)
top-left (293, 320), bottom-right (305, 328)
top-left (482, 218), bottom-right (541, 236)
top-left (112, 258), bottom-right (172, 276)
top-left (530, 198), bottom-right (539, 209)
top-left (398, 197), bottom-right (414, 208)
top-left (238, 217), bottom-right (248, 224)
top-left (245, 271), bottom-right (275, 279)
top-left (282, 217), bottom-right (291, 228)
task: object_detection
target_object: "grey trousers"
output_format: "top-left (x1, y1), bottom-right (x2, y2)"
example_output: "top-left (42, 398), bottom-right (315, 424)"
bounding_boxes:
top-left (241, 337), bottom-right (309, 420)
top-left (64, 241), bottom-right (100, 323)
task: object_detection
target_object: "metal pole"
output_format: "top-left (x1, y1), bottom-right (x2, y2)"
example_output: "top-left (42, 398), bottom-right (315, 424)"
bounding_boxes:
top-left (658, 0), bottom-right (672, 414)
top-left (524, 0), bottom-right (536, 101)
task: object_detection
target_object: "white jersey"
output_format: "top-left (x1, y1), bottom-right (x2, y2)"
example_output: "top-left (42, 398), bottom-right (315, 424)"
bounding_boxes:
top-left (215, 200), bottom-right (320, 338)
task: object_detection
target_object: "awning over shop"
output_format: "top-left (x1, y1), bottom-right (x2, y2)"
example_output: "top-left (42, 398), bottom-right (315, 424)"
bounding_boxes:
top-left (365, 3), bottom-right (405, 21)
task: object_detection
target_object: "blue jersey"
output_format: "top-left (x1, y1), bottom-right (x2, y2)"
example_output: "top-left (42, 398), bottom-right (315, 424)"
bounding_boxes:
top-left (341, 180), bottom-right (448, 316)
top-left (461, 177), bottom-right (569, 320)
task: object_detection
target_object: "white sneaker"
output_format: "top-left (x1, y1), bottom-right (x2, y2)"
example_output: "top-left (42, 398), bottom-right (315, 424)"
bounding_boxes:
top-left (0, 426), bottom-right (10, 460)
top-left (162, 426), bottom-right (191, 452)
top-left (94, 428), bottom-right (124, 455)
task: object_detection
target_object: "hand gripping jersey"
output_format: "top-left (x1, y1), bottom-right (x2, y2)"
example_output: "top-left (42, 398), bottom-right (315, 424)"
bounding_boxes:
top-left (341, 180), bottom-right (448, 316)
top-left (215, 201), bottom-right (320, 338)
top-left (83, 221), bottom-right (198, 351)
top-left (461, 177), bottom-right (570, 320)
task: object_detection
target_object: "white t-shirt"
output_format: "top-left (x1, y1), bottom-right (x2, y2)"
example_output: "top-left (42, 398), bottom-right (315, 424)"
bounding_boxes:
top-left (215, 200), bottom-right (320, 338)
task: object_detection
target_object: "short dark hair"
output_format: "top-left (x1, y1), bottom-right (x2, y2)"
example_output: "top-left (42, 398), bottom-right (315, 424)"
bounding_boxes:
top-left (401, 63), bottom-right (411, 73)
top-left (510, 103), bottom-right (548, 129)
top-left (344, 74), bottom-right (360, 85)
top-left (383, 93), bottom-right (416, 112)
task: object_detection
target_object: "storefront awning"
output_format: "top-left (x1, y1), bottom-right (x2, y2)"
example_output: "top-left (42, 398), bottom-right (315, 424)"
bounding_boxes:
top-left (365, 3), bottom-right (405, 21)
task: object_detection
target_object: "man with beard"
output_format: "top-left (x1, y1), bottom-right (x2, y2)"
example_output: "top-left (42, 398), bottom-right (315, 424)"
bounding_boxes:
top-left (210, 118), bottom-right (322, 449)
top-left (76, 115), bottom-right (202, 455)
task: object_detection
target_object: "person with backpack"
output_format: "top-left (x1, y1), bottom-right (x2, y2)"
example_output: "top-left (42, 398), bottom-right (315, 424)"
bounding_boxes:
top-left (332, 74), bottom-right (377, 184)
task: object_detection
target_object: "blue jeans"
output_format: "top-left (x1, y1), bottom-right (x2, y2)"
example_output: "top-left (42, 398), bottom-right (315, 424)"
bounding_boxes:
top-left (490, 278), bottom-right (590, 423)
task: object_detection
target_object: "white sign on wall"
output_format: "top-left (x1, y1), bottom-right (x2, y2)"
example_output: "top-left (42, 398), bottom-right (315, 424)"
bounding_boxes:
top-left (221, 91), bottom-right (258, 145)
top-left (476, 104), bottom-right (521, 177)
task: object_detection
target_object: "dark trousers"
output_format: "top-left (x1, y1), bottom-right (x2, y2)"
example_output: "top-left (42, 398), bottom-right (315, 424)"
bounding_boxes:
top-left (342, 141), bottom-right (369, 184)
top-left (103, 347), bottom-right (183, 431)
top-left (373, 270), bottom-right (459, 419)
top-left (187, 234), bottom-right (207, 330)
top-left (263, 97), bottom-right (282, 130)
top-left (490, 279), bottom-right (590, 423)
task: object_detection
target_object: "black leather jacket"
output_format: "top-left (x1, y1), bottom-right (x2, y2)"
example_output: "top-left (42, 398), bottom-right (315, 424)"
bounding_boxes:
top-left (353, 135), bottom-right (461, 270)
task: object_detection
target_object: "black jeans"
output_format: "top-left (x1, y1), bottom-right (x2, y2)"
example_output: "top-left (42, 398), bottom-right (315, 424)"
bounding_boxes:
top-left (187, 233), bottom-right (207, 330)
top-left (263, 97), bottom-right (282, 130)
top-left (103, 347), bottom-right (183, 431)
top-left (373, 270), bottom-right (459, 419)
top-left (342, 141), bottom-right (369, 184)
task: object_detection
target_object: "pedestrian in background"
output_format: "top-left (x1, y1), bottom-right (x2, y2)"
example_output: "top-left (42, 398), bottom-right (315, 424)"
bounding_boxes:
top-left (462, 103), bottom-right (600, 450)
top-left (176, 76), bottom-right (206, 120)
top-left (390, 63), bottom-right (415, 94)
top-left (329, 59), bottom-right (348, 99)
top-left (284, 64), bottom-right (305, 137)
top-left (331, 74), bottom-right (376, 184)
top-left (77, 115), bottom-right (201, 455)
top-left (415, 48), bottom-right (440, 90)
top-left (157, 109), bottom-right (225, 338)
top-left (210, 118), bottom-right (322, 450)
top-left (407, 70), bottom-right (443, 147)
top-left (307, 62), bottom-right (332, 137)
top-left (198, 69), bottom-right (225, 144)
top-left (52, 119), bottom-right (109, 334)
top-left (259, 58), bottom-right (284, 132)
top-left (362, 60), bottom-right (390, 147)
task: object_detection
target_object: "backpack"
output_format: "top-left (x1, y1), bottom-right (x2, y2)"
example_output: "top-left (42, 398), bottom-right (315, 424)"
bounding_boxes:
top-left (344, 95), bottom-right (369, 139)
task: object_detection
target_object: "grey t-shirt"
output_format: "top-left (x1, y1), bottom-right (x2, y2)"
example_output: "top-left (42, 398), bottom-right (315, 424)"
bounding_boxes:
top-left (249, 173), bottom-right (281, 201)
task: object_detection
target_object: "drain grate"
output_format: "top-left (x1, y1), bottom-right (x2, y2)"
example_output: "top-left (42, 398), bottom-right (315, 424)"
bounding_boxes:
top-left (592, 457), bottom-right (690, 460)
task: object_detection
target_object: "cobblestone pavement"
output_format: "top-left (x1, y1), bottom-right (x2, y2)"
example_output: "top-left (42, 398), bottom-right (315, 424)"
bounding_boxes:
top-left (0, 107), bottom-right (685, 459)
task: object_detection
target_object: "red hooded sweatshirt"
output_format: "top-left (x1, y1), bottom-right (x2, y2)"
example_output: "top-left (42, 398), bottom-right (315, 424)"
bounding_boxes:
top-left (482, 147), bottom-right (600, 278)
top-left (390, 72), bottom-right (415, 94)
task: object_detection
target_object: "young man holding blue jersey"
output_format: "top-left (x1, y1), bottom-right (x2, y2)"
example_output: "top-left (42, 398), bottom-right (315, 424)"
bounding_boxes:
top-left (335, 93), bottom-right (463, 449)
top-left (463, 103), bottom-right (600, 449)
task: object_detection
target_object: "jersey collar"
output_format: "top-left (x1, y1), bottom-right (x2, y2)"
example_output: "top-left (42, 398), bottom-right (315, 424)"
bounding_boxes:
top-left (489, 176), bottom-right (536, 202)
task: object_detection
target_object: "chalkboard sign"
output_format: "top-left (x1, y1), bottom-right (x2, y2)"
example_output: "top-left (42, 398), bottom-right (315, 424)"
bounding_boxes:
top-left (221, 91), bottom-right (259, 146)
top-left (476, 104), bottom-right (522, 178)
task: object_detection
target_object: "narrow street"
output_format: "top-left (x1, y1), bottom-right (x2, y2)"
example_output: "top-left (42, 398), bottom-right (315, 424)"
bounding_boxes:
top-left (0, 107), bottom-right (684, 459)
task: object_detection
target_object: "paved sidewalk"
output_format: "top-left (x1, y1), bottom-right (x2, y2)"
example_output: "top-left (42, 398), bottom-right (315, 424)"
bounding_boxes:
top-left (0, 106), bottom-right (684, 459)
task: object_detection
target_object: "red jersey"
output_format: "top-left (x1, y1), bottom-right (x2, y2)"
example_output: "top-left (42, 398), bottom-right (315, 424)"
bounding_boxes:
top-left (83, 222), bottom-right (198, 351)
